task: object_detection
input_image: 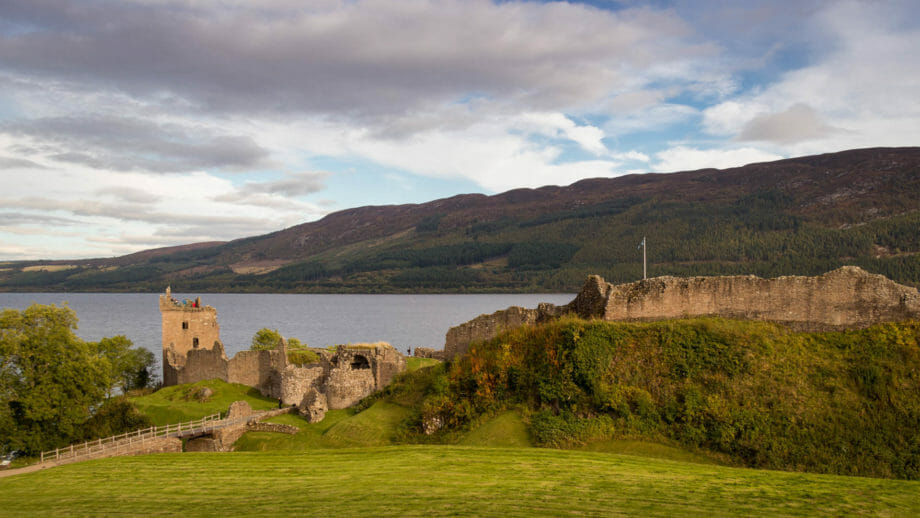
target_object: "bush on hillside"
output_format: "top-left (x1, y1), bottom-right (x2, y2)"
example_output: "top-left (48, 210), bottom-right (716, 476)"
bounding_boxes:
top-left (412, 317), bottom-right (920, 480)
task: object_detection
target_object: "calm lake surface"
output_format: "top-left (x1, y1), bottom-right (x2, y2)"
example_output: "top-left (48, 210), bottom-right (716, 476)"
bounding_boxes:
top-left (0, 292), bottom-right (574, 362)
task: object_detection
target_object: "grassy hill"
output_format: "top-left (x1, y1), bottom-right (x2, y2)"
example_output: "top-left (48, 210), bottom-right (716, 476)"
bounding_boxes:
top-left (130, 379), bottom-right (278, 425)
top-left (1, 447), bottom-right (917, 516)
top-left (2, 147), bottom-right (919, 292)
top-left (382, 317), bottom-right (920, 480)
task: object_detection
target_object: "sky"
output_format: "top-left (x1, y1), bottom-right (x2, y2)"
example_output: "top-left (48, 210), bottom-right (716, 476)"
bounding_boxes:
top-left (0, 0), bottom-right (918, 261)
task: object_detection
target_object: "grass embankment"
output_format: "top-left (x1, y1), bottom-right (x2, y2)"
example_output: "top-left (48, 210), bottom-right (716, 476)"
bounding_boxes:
top-left (1, 447), bottom-right (917, 517)
top-left (130, 379), bottom-right (277, 425)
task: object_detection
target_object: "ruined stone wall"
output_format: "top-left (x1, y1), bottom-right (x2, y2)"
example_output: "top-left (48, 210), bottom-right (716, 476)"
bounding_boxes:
top-left (324, 366), bottom-right (376, 409)
top-left (597, 266), bottom-right (920, 329)
top-left (280, 364), bottom-right (326, 405)
top-left (369, 343), bottom-right (408, 388)
top-left (173, 342), bottom-right (229, 385)
top-left (443, 306), bottom-right (540, 359)
top-left (443, 267), bottom-right (920, 358)
top-left (227, 349), bottom-right (281, 397)
top-left (321, 345), bottom-right (406, 409)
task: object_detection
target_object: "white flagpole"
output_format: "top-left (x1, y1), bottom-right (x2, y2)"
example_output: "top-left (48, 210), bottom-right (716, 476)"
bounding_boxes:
top-left (642, 236), bottom-right (646, 280)
top-left (638, 237), bottom-right (647, 280)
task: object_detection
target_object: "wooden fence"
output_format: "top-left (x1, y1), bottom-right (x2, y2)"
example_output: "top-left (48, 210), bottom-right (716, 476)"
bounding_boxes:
top-left (39, 413), bottom-right (223, 464)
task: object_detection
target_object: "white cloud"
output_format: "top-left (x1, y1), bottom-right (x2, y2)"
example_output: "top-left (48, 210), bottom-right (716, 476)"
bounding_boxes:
top-left (519, 112), bottom-right (608, 155)
top-left (739, 103), bottom-right (837, 143)
top-left (652, 146), bottom-right (783, 173)
top-left (702, 0), bottom-right (920, 153)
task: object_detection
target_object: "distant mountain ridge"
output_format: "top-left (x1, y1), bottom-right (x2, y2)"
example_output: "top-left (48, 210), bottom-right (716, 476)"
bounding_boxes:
top-left (2, 147), bottom-right (919, 292)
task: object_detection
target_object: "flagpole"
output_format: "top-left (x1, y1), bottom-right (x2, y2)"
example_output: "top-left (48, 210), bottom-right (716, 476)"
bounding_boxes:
top-left (642, 236), bottom-right (647, 280)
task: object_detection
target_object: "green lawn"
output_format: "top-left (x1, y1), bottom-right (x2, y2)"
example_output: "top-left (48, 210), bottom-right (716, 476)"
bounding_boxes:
top-left (1, 446), bottom-right (917, 517)
top-left (458, 410), bottom-right (532, 447)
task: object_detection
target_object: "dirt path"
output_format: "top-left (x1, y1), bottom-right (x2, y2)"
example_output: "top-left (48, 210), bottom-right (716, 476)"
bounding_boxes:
top-left (0, 463), bottom-right (54, 479)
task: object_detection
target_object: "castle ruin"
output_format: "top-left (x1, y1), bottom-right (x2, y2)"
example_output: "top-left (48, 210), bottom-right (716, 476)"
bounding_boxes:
top-left (444, 266), bottom-right (920, 358)
top-left (160, 288), bottom-right (406, 419)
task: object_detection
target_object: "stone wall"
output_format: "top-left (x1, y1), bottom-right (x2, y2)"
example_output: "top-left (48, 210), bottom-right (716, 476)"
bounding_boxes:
top-left (227, 349), bottom-right (283, 397)
top-left (280, 364), bottom-right (326, 405)
top-left (443, 306), bottom-right (540, 359)
top-left (170, 342), bottom-right (230, 385)
top-left (595, 266), bottom-right (920, 328)
top-left (322, 345), bottom-right (407, 409)
top-left (444, 267), bottom-right (920, 358)
top-left (413, 347), bottom-right (445, 360)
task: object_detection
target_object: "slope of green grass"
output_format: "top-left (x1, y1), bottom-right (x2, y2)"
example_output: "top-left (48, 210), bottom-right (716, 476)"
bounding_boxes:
top-left (321, 401), bottom-right (412, 447)
top-left (406, 356), bottom-right (441, 371)
top-left (0, 447), bottom-right (917, 516)
top-left (130, 379), bottom-right (277, 425)
top-left (233, 410), bottom-right (352, 451)
top-left (458, 411), bottom-right (531, 447)
top-left (575, 438), bottom-right (727, 465)
top-left (236, 402), bottom-right (414, 451)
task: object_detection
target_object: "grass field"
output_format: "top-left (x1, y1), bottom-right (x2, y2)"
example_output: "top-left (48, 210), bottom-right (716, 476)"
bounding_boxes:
top-left (0, 446), bottom-right (917, 516)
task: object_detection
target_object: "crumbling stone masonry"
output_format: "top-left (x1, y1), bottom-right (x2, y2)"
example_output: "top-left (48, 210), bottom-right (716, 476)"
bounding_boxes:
top-left (444, 266), bottom-right (920, 358)
top-left (160, 289), bottom-right (407, 419)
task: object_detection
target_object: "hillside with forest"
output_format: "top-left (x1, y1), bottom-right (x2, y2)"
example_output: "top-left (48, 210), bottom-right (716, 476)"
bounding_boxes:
top-left (2, 146), bottom-right (919, 293)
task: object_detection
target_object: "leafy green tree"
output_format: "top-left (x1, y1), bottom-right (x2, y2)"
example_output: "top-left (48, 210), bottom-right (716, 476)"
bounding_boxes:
top-left (0, 304), bottom-right (108, 454)
top-left (0, 304), bottom-right (157, 455)
top-left (80, 397), bottom-right (152, 441)
top-left (93, 336), bottom-right (157, 395)
top-left (251, 328), bottom-right (282, 351)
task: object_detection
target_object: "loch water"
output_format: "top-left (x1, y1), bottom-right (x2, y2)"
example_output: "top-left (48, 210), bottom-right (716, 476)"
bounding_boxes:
top-left (0, 292), bottom-right (574, 361)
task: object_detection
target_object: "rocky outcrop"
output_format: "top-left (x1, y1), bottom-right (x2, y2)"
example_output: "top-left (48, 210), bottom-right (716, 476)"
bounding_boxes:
top-left (444, 266), bottom-right (920, 358)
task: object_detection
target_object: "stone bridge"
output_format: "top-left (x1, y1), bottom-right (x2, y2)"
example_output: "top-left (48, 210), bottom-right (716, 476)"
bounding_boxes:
top-left (6, 402), bottom-right (299, 477)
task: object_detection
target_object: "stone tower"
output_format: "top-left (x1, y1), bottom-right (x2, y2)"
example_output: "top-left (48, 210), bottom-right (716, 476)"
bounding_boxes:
top-left (160, 286), bottom-right (222, 385)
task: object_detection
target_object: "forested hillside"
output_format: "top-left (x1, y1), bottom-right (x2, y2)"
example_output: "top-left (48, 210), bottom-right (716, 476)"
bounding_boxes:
top-left (2, 147), bottom-right (919, 292)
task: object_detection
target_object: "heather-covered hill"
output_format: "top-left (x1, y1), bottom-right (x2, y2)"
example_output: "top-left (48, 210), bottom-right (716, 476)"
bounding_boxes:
top-left (2, 147), bottom-right (919, 292)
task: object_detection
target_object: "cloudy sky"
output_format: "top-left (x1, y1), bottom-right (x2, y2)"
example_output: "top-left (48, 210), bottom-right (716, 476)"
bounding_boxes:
top-left (1, 0), bottom-right (918, 260)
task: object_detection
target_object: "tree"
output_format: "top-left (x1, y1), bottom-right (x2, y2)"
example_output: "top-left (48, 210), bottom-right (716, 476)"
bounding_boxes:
top-left (0, 304), bottom-right (157, 455)
top-left (0, 304), bottom-right (108, 454)
top-left (251, 328), bottom-right (282, 351)
top-left (93, 336), bottom-right (157, 395)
